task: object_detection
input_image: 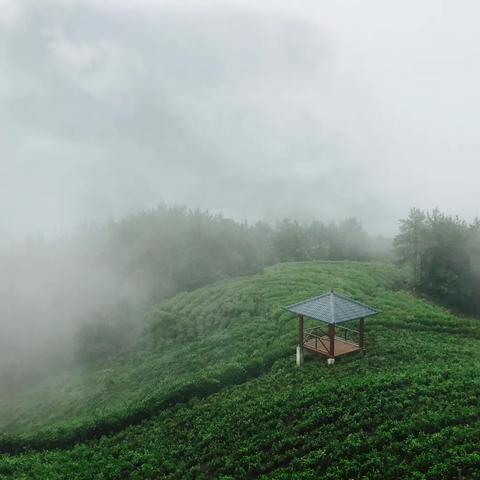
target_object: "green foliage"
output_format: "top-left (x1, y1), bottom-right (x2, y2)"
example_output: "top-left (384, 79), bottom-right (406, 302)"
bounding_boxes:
top-left (394, 208), bottom-right (480, 315)
top-left (102, 205), bottom-right (391, 304)
top-left (60, 206), bottom-right (388, 366)
top-left (0, 262), bottom-right (402, 448)
top-left (74, 304), bottom-right (142, 363)
top-left (272, 217), bottom-right (380, 263)
top-left (4, 261), bottom-right (480, 478)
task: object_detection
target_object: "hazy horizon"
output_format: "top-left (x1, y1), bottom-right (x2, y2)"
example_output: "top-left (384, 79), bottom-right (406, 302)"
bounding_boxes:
top-left (2, 0), bottom-right (480, 240)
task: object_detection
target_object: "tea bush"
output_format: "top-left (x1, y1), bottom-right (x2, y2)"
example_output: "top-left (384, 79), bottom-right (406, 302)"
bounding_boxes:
top-left (3, 262), bottom-right (480, 478)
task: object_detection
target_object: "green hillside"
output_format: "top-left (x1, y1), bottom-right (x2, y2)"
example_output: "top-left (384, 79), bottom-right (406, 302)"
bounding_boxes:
top-left (2, 261), bottom-right (480, 479)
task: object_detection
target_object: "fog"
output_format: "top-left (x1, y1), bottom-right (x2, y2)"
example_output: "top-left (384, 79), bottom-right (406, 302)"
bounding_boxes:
top-left (0, 225), bottom-right (149, 390)
top-left (2, 0), bottom-right (480, 241)
top-left (1, 1), bottom-right (480, 387)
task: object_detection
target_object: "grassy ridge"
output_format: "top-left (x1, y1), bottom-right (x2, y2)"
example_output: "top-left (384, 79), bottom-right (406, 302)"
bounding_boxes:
top-left (0, 262), bottom-right (403, 452)
top-left (3, 326), bottom-right (480, 478)
top-left (4, 261), bottom-right (480, 478)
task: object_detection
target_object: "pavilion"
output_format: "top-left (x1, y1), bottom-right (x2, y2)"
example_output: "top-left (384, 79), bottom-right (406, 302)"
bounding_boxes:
top-left (286, 291), bottom-right (380, 365)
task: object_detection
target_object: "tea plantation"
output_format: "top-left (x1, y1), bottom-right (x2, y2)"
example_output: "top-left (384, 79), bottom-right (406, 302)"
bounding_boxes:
top-left (2, 261), bottom-right (480, 479)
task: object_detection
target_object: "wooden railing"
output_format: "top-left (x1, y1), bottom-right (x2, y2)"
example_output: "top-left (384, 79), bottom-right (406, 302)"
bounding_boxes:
top-left (335, 324), bottom-right (360, 345)
top-left (304, 324), bottom-right (360, 352)
top-left (304, 326), bottom-right (330, 352)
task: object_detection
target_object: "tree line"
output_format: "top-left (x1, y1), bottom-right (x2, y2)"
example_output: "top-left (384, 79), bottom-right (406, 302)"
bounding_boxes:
top-left (8, 203), bottom-right (480, 370)
top-left (0, 204), bottom-right (391, 372)
top-left (105, 205), bottom-right (391, 303)
top-left (394, 208), bottom-right (480, 315)
top-left (73, 205), bottom-right (390, 361)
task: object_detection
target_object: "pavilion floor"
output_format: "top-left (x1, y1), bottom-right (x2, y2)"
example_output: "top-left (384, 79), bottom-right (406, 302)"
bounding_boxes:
top-left (303, 335), bottom-right (361, 358)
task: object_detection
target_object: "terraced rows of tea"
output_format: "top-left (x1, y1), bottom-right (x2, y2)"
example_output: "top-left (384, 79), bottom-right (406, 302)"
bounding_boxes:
top-left (2, 261), bottom-right (480, 479)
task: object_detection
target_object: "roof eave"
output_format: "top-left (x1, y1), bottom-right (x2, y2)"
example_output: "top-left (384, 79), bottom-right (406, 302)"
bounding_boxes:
top-left (285, 308), bottom-right (381, 324)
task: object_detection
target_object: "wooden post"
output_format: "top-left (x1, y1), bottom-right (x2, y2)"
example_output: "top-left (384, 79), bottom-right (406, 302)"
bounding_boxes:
top-left (328, 323), bottom-right (335, 358)
top-left (359, 317), bottom-right (365, 350)
top-left (297, 315), bottom-right (304, 366)
top-left (298, 315), bottom-right (304, 347)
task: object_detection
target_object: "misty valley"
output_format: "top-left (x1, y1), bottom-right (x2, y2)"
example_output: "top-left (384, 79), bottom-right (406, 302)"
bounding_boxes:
top-left (3, 1), bottom-right (480, 479)
top-left (1, 206), bottom-right (480, 478)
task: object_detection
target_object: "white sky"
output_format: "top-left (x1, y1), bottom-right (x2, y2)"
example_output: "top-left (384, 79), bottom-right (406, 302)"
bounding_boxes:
top-left (2, 0), bottom-right (480, 239)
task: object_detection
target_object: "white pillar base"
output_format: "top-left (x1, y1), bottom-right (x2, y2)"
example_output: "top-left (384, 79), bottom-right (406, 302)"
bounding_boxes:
top-left (327, 358), bottom-right (335, 365)
top-left (296, 345), bottom-right (304, 366)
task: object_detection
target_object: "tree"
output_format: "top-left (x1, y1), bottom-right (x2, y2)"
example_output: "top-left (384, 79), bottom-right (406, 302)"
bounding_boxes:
top-left (395, 208), bottom-right (479, 315)
top-left (421, 210), bottom-right (472, 310)
top-left (394, 208), bottom-right (428, 289)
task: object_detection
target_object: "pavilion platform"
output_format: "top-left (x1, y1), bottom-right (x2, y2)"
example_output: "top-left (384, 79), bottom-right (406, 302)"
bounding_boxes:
top-left (304, 335), bottom-right (361, 357)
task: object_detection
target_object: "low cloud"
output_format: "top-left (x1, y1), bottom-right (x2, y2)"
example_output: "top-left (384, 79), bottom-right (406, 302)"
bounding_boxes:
top-left (1, 0), bottom-right (480, 240)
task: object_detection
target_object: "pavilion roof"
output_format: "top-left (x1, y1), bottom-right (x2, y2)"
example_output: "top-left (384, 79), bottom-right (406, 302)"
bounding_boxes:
top-left (286, 291), bottom-right (379, 324)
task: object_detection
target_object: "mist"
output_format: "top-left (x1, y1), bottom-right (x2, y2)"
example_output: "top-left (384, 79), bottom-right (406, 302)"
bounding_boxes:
top-left (4, 3), bottom-right (480, 476)
top-left (2, 0), bottom-right (480, 242)
top-left (2, 0), bottom-right (480, 392)
top-left (0, 225), bottom-right (149, 390)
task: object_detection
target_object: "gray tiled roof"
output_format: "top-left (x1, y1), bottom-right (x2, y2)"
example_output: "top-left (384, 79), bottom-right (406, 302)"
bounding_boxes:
top-left (286, 291), bottom-right (379, 324)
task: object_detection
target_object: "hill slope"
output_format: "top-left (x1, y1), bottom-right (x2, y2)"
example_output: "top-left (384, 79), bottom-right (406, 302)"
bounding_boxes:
top-left (2, 261), bottom-right (480, 479)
